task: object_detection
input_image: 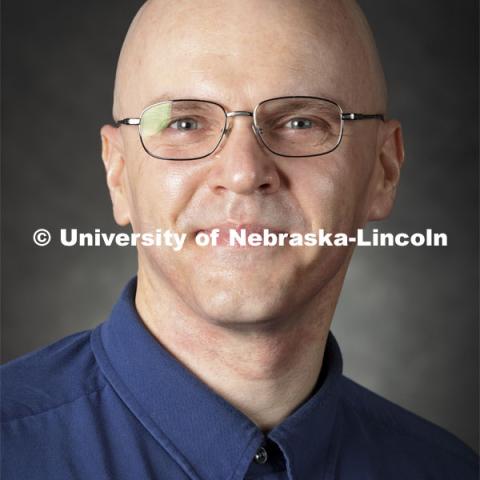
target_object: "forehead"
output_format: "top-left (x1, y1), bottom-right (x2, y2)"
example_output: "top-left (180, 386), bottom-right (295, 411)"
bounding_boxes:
top-left (121, 0), bottom-right (370, 112)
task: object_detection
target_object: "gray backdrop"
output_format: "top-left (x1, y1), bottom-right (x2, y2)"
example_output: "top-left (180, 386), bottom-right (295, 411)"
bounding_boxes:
top-left (2, 0), bottom-right (478, 452)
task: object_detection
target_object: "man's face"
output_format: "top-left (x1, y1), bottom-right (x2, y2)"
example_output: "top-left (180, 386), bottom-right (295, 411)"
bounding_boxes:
top-left (107, 0), bottom-right (398, 327)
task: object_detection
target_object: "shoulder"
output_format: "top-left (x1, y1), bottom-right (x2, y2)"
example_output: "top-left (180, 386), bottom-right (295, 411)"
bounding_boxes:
top-left (337, 375), bottom-right (478, 473)
top-left (1, 329), bottom-right (107, 423)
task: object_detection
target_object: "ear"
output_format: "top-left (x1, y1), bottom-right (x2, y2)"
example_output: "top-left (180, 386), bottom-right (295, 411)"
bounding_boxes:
top-left (366, 119), bottom-right (405, 221)
top-left (100, 125), bottom-right (131, 226)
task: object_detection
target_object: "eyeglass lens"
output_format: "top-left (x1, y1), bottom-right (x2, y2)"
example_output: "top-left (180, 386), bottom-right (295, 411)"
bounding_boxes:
top-left (139, 98), bottom-right (343, 160)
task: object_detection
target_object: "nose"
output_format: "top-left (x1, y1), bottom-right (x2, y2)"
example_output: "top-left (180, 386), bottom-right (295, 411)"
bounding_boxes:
top-left (207, 115), bottom-right (281, 196)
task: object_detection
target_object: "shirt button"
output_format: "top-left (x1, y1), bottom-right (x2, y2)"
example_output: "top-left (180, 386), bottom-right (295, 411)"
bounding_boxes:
top-left (254, 446), bottom-right (268, 464)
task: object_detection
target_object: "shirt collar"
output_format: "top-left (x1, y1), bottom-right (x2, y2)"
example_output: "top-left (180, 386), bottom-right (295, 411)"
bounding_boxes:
top-left (91, 276), bottom-right (343, 480)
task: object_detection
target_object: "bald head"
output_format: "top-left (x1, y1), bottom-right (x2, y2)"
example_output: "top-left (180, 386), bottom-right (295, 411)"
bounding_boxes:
top-left (112, 0), bottom-right (387, 120)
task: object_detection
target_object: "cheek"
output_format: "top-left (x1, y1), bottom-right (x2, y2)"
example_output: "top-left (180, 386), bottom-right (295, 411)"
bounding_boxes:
top-left (124, 149), bottom-right (201, 232)
top-left (290, 145), bottom-right (375, 233)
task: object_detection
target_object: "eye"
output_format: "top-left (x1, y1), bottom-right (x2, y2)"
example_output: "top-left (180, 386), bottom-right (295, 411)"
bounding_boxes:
top-left (169, 118), bottom-right (199, 131)
top-left (285, 118), bottom-right (313, 129)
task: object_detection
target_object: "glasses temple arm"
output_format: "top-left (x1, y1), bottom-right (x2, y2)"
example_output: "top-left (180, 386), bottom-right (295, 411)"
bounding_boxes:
top-left (114, 118), bottom-right (141, 127)
top-left (342, 113), bottom-right (385, 122)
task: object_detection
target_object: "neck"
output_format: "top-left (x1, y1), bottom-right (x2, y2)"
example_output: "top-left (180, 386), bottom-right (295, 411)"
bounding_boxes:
top-left (135, 268), bottom-right (343, 431)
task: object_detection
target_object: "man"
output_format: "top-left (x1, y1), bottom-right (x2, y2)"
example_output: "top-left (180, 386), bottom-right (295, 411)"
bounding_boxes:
top-left (2, 0), bottom-right (478, 478)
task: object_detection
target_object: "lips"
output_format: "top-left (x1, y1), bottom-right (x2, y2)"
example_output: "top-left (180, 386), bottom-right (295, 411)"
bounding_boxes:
top-left (195, 223), bottom-right (286, 246)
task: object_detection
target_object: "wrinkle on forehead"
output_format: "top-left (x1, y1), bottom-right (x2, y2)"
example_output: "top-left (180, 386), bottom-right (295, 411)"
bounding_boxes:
top-left (112, 0), bottom-right (387, 120)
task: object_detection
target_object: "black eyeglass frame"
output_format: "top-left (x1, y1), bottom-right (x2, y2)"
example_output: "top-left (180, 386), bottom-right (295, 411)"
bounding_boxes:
top-left (114, 96), bottom-right (385, 161)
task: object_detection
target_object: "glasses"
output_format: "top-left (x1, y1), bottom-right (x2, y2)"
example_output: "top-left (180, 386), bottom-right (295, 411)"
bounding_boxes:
top-left (115, 96), bottom-right (384, 160)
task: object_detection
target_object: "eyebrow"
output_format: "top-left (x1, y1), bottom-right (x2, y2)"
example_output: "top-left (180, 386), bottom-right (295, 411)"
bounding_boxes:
top-left (171, 101), bottom-right (220, 113)
top-left (262, 99), bottom-right (338, 110)
top-left (145, 93), bottom-right (212, 107)
top-left (143, 92), bottom-right (347, 111)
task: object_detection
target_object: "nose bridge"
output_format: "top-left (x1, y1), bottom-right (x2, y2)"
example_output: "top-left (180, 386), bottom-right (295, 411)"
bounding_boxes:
top-left (225, 111), bottom-right (255, 134)
top-left (222, 109), bottom-right (263, 151)
top-left (224, 110), bottom-right (260, 142)
top-left (226, 110), bottom-right (253, 118)
top-left (209, 109), bottom-right (280, 195)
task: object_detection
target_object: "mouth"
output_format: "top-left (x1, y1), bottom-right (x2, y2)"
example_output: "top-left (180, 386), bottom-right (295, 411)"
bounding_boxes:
top-left (194, 223), bottom-right (288, 247)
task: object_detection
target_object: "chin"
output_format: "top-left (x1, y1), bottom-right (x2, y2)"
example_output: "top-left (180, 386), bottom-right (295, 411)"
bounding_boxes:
top-left (198, 302), bottom-right (287, 329)
top-left (189, 275), bottom-right (296, 328)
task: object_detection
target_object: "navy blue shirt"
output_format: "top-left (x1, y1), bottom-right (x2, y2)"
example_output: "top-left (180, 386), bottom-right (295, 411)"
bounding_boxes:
top-left (2, 277), bottom-right (478, 479)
